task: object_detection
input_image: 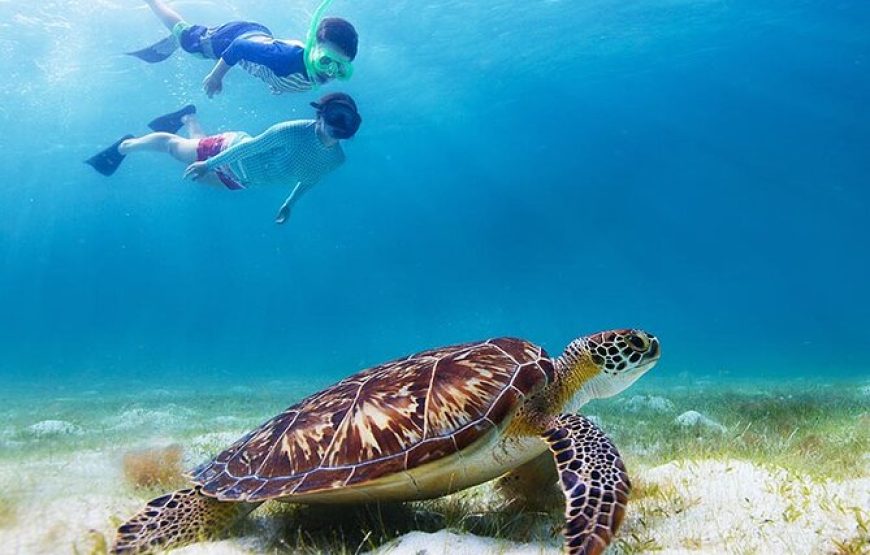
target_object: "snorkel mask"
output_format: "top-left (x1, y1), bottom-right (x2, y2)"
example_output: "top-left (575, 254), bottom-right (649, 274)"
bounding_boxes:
top-left (310, 44), bottom-right (353, 80)
top-left (304, 0), bottom-right (354, 84)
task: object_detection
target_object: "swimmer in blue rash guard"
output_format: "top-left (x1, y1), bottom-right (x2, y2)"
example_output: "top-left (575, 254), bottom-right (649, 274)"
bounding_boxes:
top-left (131, 0), bottom-right (357, 102)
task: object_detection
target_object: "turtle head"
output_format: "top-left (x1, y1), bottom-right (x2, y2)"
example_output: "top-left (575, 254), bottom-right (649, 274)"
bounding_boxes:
top-left (556, 329), bottom-right (660, 412)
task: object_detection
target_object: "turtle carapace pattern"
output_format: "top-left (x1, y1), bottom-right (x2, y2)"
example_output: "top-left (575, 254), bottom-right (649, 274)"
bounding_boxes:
top-left (192, 338), bottom-right (554, 502)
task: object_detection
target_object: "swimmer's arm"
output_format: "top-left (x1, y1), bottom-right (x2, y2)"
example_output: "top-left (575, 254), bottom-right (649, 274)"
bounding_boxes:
top-left (223, 35), bottom-right (299, 76)
top-left (275, 181), bottom-right (314, 224)
top-left (204, 35), bottom-right (266, 96)
top-left (203, 60), bottom-right (231, 98)
top-left (274, 145), bottom-right (344, 223)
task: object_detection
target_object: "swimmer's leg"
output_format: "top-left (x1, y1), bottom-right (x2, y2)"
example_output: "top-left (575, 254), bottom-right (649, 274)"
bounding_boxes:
top-left (87, 132), bottom-right (199, 176)
top-left (87, 131), bottom-right (225, 185)
top-left (127, 0), bottom-right (188, 63)
top-left (148, 105), bottom-right (197, 134)
top-left (118, 133), bottom-right (200, 164)
top-left (183, 114), bottom-right (205, 139)
top-left (126, 36), bottom-right (178, 63)
top-left (118, 132), bottom-right (224, 187)
top-left (85, 135), bottom-right (135, 176)
top-left (144, 0), bottom-right (185, 32)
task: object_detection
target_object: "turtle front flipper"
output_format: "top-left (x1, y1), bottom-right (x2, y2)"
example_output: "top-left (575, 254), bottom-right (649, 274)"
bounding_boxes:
top-left (542, 414), bottom-right (630, 555)
top-left (112, 486), bottom-right (260, 554)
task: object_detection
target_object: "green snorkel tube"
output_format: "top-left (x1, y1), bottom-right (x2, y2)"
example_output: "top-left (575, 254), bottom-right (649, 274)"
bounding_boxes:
top-left (303, 0), bottom-right (353, 87)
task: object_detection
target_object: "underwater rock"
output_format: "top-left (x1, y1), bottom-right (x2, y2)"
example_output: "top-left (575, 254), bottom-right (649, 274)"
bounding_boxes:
top-left (675, 410), bottom-right (726, 433)
top-left (0, 426), bottom-right (14, 441)
top-left (26, 420), bottom-right (83, 437)
top-left (623, 394), bottom-right (675, 413)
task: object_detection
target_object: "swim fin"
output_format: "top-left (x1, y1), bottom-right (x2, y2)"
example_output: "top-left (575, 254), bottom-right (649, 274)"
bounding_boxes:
top-left (85, 135), bottom-right (135, 176)
top-left (147, 105), bottom-right (197, 133)
top-left (126, 35), bottom-right (178, 63)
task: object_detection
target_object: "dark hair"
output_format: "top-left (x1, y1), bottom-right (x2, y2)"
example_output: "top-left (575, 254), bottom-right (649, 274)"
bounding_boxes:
top-left (312, 92), bottom-right (361, 139)
top-left (314, 92), bottom-right (358, 112)
top-left (316, 17), bottom-right (358, 60)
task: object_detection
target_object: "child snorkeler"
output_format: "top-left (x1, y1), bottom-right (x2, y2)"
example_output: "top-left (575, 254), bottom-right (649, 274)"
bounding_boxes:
top-left (85, 93), bottom-right (362, 225)
top-left (130, 0), bottom-right (357, 106)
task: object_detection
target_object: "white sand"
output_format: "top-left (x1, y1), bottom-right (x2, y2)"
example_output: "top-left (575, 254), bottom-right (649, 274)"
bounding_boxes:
top-left (372, 530), bottom-right (556, 555)
top-left (618, 460), bottom-right (869, 554)
top-left (0, 451), bottom-right (136, 554)
top-left (1, 453), bottom-right (866, 555)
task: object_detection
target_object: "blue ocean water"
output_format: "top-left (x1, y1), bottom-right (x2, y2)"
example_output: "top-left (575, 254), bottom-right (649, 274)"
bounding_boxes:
top-left (0, 0), bottom-right (868, 394)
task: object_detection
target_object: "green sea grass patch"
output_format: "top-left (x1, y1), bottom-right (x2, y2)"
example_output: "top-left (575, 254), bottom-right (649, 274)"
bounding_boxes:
top-left (72, 529), bottom-right (109, 555)
top-left (588, 382), bottom-right (869, 480)
top-left (258, 502), bottom-right (434, 554)
top-left (121, 444), bottom-right (187, 491)
top-left (9, 380), bottom-right (863, 477)
top-left (0, 494), bottom-right (17, 529)
top-left (831, 505), bottom-right (870, 555)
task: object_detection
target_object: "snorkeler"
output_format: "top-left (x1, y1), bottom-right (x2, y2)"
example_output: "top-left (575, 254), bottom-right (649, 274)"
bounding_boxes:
top-left (85, 93), bottom-right (362, 224)
top-left (130, 0), bottom-right (357, 101)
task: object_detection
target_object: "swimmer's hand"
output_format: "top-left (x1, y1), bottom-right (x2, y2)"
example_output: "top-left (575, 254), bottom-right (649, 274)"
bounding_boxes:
top-left (276, 184), bottom-right (300, 224)
top-left (183, 161), bottom-right (210, 180)
top-left (275, 202), bottom-right (291, 224)
top-left (203, 73), bottom-right (223, 98)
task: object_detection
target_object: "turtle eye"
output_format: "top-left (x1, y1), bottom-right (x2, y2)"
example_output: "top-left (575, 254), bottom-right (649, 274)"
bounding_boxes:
top-left (627, 333), bottom-right (649, 352)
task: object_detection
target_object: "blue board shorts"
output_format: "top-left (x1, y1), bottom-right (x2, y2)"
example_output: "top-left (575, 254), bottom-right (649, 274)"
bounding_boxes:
top-left (172, 21), bottom-right (272, 59)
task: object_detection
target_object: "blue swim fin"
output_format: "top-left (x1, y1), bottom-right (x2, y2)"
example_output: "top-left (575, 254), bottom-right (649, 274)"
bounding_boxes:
top-left (147, 105), bottom-right (197, 134)
top-left (126, 35), bottom-right (178, 63)
top-left (85, 135), bottom-right (135, 176)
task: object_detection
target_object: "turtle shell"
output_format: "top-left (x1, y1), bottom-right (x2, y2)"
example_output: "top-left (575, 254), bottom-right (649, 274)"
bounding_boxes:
top-left (191, 338), bottom-right (554, 502)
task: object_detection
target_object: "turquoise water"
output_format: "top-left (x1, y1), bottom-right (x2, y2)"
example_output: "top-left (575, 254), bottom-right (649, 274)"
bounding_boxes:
top-left (0, 3), bottom-right (869, 553)
top-left (0, 0), bottom-right (868, 391)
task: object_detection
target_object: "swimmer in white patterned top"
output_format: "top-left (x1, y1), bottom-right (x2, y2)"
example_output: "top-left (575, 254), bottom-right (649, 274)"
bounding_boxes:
top-left (85, 93), bottom-right (362, 225)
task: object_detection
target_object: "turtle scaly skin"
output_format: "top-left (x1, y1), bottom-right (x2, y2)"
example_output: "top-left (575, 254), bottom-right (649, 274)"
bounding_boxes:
top-left (113, 329), bottom-right (660, 555)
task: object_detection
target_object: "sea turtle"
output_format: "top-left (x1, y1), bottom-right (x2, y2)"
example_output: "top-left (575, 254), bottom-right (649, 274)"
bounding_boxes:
top-left (113, 328), bottom-right (660, 554)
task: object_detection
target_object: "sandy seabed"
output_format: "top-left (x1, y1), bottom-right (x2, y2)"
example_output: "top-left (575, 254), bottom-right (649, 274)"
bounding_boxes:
top-left (0, 383), bottom-right (867, 554)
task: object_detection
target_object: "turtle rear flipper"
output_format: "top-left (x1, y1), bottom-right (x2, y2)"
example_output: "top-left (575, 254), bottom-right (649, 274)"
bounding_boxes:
top-left (543, 414), bottom-right (631, 555)
top-left (112, 486), bottom-right (259, 554)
